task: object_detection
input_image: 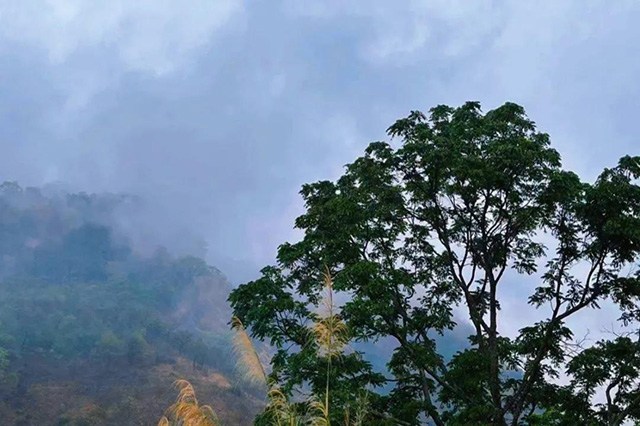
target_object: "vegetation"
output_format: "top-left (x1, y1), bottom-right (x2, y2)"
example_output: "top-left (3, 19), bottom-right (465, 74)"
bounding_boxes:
top-left (159, 380), bottom-right (220, 426)
top-left (229, 102), bottom-right (640, 425)
top-left (1, 101), bottom-right (639, 425)
top-left (0, 183), bottom-right (260, 425)
top-left (162, 270), bottom-right (368, 426)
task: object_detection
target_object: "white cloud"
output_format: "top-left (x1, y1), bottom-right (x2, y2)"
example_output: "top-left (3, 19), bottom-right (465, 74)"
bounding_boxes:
top-left (0, 0), bottom-right (242, 75)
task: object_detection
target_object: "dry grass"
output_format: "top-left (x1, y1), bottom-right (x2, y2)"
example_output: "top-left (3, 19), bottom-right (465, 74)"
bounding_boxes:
top-left (312, 267), bottom-right (349, 360)
top-left (158, 379), bottom-right (220, 426)
top-left (307, 398), bottom-right (329, 426)
top-left (231, 316), bottom-right (268, 386)
top-left (310, 267), bottom-right (350, 426)
top-left (267, 387), bottom-right (305, 426)
top-left (159, 268), bottom-right (358, 426)
top-left (231, 316), bottom-right (304, 425)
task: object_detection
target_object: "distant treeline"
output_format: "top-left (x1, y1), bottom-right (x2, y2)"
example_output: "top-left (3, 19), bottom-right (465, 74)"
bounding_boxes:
top-left (0, 182), bottom-right (258, 425)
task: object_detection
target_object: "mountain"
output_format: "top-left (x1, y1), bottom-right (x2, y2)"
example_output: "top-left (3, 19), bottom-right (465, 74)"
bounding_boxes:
top-left (0, 182), bottom-right (262, 425)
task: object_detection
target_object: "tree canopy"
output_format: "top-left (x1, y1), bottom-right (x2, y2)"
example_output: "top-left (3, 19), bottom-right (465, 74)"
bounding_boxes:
top-left (229, 102), bottom-right (640, 425)
top-left (0, 184), bottom-right (257, 425)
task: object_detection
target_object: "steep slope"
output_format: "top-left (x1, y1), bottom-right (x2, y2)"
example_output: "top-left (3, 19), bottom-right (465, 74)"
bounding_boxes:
top-left (0, 182), bottom-right (262, 425)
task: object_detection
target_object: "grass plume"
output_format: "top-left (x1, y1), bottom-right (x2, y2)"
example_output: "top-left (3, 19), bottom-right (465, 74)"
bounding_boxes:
top-left (312, 267), bottom-right (348, 360)
top-left (158, 379), bottom-right (220, 426)
top-left (309, 267), bottom-right (350, 426)
top-left (267, 387), bottom-right (305, 426)
top-left (159, 268), bottom-right (351, 426)
top-left (231, 316), bottom-right (304, 425)
top-left (231, 315), bottom-right (268, 386)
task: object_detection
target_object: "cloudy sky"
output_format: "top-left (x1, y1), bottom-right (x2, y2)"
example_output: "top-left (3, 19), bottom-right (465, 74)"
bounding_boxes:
top-left (0, 1), bottom-right (639, 293)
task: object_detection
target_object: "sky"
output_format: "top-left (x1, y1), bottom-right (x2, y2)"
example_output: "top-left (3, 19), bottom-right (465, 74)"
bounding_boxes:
top-left (0, 0), bottom-right (639, 294)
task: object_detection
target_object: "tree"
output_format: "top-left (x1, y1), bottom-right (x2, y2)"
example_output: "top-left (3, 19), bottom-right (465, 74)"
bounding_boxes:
top-left (96, 330), bottom-right (125, 362)
top-left (62, 224), bottom-right (126, 281)
top-left (189, 338), bottom-right (210, 370)
top-left (229, 102), bottom-right (640, 425)
top-left (0, 342), bottom-right (9, 380)
top-left (172, 330), bottom-right (193, 354)
top-left (126, 331), bottom-right (151, 365)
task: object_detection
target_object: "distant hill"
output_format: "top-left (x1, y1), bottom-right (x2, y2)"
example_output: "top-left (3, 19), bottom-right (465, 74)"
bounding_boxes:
top-left (0, 182), bottom-right (262, 425)
top-left (0, 181), bottom-right (485, 425)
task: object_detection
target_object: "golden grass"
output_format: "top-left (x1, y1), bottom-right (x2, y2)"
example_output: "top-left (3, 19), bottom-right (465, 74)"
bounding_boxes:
top-left (159, 268), bottom-right (357, 426)
top-left (307, 398), bottom-right (329, 426)
top-left (312, 267), bottom-right (349, 360)
top-left (231, 316), bottom-right (304, 424)
top-left (231, 316), bottom-right (268, 386)
top-left (311, 267), bottom-right (351, 426)
top-left (267, 387), bottom-right (305, 426)
top-left (158, 379), bottom-right (220, 426)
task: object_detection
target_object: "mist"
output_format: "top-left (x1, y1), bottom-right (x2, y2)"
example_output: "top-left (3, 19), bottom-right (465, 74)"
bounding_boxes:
top-left (1, 1), bottom-right (639, 286)
top-left (0, 2), bottom-right (639, 425)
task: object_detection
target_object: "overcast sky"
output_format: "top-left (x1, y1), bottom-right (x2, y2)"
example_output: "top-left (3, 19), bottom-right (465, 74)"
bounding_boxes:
top-left (0, 1), bottom-right (639, 292)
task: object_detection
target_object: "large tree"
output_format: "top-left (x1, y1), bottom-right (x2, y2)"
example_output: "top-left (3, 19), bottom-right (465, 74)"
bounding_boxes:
top-left (229, 102), bottom-right (640, 425)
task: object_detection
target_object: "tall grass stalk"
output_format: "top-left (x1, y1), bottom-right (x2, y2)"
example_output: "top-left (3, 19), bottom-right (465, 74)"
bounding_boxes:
top-left (232, 315), bottom-right (302, 425)
top-left (310, 267), bottom-right (349, 426)
top-left (231, 315), bottom-right (268, 386)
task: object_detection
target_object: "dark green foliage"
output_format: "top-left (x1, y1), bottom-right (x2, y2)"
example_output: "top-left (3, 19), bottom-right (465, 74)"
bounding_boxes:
top-left (230, 102), bottom-right (640, 425)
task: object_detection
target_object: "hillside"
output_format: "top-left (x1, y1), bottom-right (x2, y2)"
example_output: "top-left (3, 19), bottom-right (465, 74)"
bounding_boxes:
top-left (0, 182), bottom-right (262, 425)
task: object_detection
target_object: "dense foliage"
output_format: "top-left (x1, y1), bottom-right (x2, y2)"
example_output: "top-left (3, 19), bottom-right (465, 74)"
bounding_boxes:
top-left (0, 183), bottom-right (257, 425)
top-left (230, 102), bottom-right (640, 425)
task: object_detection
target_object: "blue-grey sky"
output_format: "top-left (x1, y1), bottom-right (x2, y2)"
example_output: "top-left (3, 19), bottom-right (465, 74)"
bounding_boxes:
top-left (0, 0), bottom-right (639, 289)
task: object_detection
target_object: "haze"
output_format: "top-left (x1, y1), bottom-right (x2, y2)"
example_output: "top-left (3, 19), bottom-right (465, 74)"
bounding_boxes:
top-left (0, 0), bottom-right (638, 288)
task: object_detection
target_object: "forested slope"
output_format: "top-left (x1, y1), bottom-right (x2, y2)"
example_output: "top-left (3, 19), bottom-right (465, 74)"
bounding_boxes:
top-left (0, 182), bottom-right (261, 425)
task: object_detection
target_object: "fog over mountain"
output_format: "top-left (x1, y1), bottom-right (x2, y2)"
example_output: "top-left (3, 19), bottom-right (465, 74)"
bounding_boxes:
top-left (1, 1), bottom-right (639, 288)
top-left (0, 3), bottom-right (639, 424)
